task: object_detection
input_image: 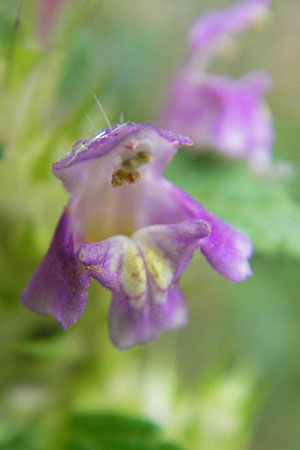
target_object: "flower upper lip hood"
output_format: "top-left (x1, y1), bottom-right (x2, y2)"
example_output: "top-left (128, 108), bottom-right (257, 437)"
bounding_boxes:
top-left (53, 122), bottom-right (192, 184)
top-left (161, 0), bottom-right (274, 172)
top-left (20, 122), bottom-right (253, 349)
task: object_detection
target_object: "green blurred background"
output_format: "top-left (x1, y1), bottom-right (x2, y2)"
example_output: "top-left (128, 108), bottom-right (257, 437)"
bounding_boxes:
top-left (0, 1), bottom-right (300, 449)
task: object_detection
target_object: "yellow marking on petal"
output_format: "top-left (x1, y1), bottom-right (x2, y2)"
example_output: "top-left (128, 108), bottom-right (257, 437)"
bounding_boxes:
top-left (81, 264), bottom-right (102, 273)
top-left (142, 246), bottom-right (174, 290)
top-left (122, 247), bottom-right (147, 298)
top-left (152, 290), bottom-right (168, 305)
top-left (129, 293), bottom-right (147, 309)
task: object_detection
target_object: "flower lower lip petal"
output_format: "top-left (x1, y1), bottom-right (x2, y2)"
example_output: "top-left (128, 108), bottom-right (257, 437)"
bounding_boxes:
top-left (109, 285), bottom-right (189, 350)
top-left (20, 209), bottom-right (90, 329)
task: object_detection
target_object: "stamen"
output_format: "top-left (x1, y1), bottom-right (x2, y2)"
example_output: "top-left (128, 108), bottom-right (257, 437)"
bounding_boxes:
top-left (136, 150), bottom-right (152, 163)
top-left (111, 168), bottom-right (140, 188)
top-left (122, 157), bottom-right (140, 170)
top-left (121, 149), bottom-right (153, 171)
top-left (111, 140), bottom-right (153, 188)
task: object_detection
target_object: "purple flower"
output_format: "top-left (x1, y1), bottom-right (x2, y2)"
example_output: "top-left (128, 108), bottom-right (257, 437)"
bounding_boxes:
top-left (20, 123), bottom-right (252, 349)
top-left (161, 0), bottom-right (274, 171)
top-left (37, 0), bottom-right (65, 45)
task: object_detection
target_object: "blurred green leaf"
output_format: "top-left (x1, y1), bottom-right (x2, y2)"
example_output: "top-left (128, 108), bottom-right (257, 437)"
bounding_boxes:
top-left (0, 413), bottom-right (186, 450)
top-left (0, 13), bottom-right (13, 56)
top-left (65, 412), bottom-right (186, 450)
top-left (11, 43), bottom-right (43, 79)
top-left (0, 430), bottom-right (42, 450)
top-left (0, 141), bottom-right (5, 159)
top-left (69, 412), bottom-right (160, 440)
top-left (166, 152), bottom-right (300, 257)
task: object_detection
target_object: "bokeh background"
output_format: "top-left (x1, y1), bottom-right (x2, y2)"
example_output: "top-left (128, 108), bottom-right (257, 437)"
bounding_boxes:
top-left (1, 1), bottom-right (300, 449)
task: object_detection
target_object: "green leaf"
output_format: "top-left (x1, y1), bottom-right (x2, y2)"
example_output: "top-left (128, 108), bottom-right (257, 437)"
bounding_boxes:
top-left (65, 412), bottom-right (186, 450)
top-left (69, 412), bottom-right (160, 440)
top-left (165, 151), bottom-right (300, 257)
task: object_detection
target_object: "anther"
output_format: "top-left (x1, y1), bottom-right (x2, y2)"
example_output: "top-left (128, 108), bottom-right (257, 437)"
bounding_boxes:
top-left (122, 157), bottom-right (140, 170)
top-left (137, 151), bottom-right (152, 163)
top-left (111, 169), bottom-right (140, 188)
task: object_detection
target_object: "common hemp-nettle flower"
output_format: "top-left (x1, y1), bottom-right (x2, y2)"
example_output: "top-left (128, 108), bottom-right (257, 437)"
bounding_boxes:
top-left (161, 0), bottom-right (274, 172)
top-left (20, 123), bottom-right (253, 349)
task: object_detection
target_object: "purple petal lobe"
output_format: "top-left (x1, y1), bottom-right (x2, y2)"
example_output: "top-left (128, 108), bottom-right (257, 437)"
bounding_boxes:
top-left (159, 181), bottom-right (253, 282)
top-left (78, 220), bottom-right (209, 348)
top-left (243, 70), bottom-right (273, 95)
top-left (197, 210), bottom-right (253, 282)
top-left (189, 0), bottom-right (272, 54)
top-left (133, 219), bottom-right (211, 282)
top-left (20, 210), bottom-right (90, 328)
top-left (109, 285), bottom-right (188, 350)
top-left (78, 236), bottom-right (147, 306)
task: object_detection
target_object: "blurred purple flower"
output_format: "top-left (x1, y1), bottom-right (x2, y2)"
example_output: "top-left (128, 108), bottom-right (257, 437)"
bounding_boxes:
top-left (37, 0), bottom-right (64, 45)
top-left (20, 123), bottom-right (253, 349)
top-left (189, 0), bottom-right (272, 56)
top-left (161, 0), bottom-right (274, 171)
